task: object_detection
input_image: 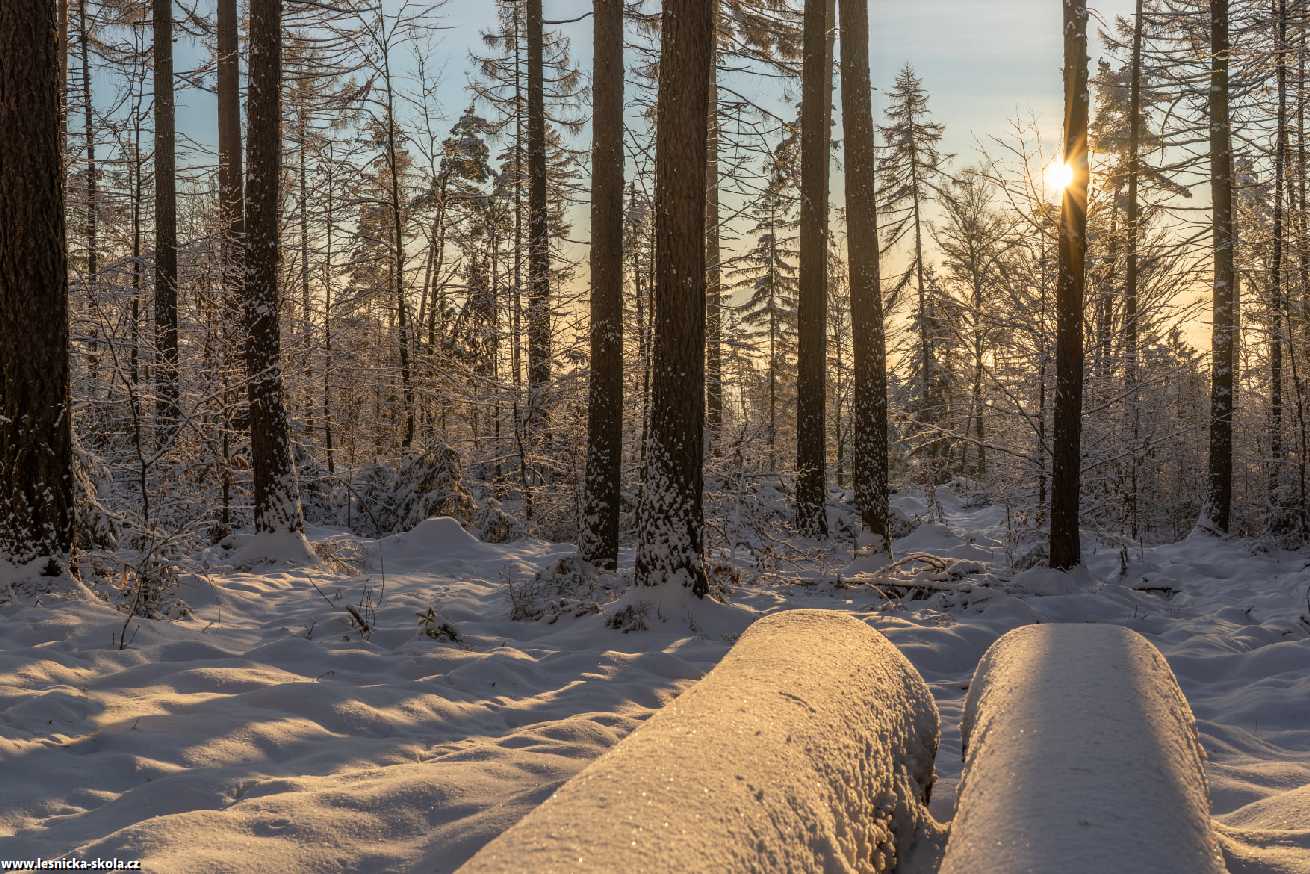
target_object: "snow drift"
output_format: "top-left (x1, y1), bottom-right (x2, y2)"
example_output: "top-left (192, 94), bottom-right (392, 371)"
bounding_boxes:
top-left (458, 609), bottom-right (940, 873)
top-left (941, 623), bottom-right (1226, 874)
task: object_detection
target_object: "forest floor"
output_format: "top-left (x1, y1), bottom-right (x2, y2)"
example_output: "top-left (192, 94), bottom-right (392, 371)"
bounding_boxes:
top-left (2, 489), bottom-right (1309, 872)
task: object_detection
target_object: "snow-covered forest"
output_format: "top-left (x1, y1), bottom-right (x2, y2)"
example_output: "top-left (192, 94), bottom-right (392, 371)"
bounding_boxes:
top-left (2, 0), bottom-right (1309, 871)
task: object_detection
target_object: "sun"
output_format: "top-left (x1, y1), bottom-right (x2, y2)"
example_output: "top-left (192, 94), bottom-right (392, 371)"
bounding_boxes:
top-left (1045, 161), bottom-right (1075, 193)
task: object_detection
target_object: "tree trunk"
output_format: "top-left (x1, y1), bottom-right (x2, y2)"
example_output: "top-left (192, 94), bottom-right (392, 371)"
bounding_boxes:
top-left (1269, 0), bottom-right (1291, 534)
top-left (795, 0), bottom-right (833, 538)
top-left (153, 0), bottom-right (180, 443)
top-left (323, 147), bottom-right (336, 475)
top-left (1124, 0), bottom-right (1144, 540)
top-left (381, 72), bottom-right (415, 448)
top-left (1206, 0), bottom-right (1238, 533)
top-left (1098, 183), bottom-right (1120, 379)
top-left (634, 0), bottom-right (713, 594)
top-left (525, 0), bottom-right (551, 431)
top-left (705, 0), bottom-right (723, 445)
top-left (78, 0), bottom-right (100, 383)
top-left (838, 0), bottom-right (891, 552)
top-left (217, 0), bottom-right (243, 532)
top-left (1049, 0), bottom-right (1089, 570)
top-left (580, 0), bottom-right (624, 569)
top-left (0, 0), bottom-right (75, 566)
top-left (243, 0), bottom-right (304, 534)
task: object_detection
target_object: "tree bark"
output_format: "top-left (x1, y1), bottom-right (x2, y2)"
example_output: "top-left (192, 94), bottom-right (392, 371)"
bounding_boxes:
top-left (381, 62), bottom-right (415, 449)
top-left (1206, 0), bottom-right (1238, 534)
top-left (795, 0), bottom-right (833, 538)
top-left (1269, 0), bottom-right (1291, 533)
top-left (217, 0), bottom-right (243, 531)
top-left (1049, 0), bottom-right (1089, 569)
top-left (838, 0), bottom-right (891, 551)
top-left (153, 0), bottom-right (180, 442)
top-left (243, 0), bottom-right (304, 534)
top-left (580, 0), bottom-right (624, 569)
top-left (525, 0), bottom-right (551, 430)
top-left (705, 0), bottom-right (722, 445)
top-left (634, 0), bottom-right (713, 594)
top-left (0, 0), bottom-right (76, 565)
top-left (78, 0), bottom-right (99, 381)
top-left (1124, 0), bottom-right (1144, 540)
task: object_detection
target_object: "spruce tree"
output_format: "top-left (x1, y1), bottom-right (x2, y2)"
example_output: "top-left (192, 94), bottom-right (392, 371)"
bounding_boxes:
top-left (879, 64), bottom-right (948, 480)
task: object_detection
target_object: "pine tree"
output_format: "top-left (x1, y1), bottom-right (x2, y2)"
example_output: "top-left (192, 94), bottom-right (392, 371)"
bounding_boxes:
top-left (1206, 0), bottom-right (1238, 533)
top-left (634, 0), bottom-right (713, 595)
top-left (152, 0), bottom-right (179, 442)
top-left (216, 0), bottom-right (243, 532)
top-left (838, 0), bottom-right (892, 549)
top-left (580, 0), bottom-right (624, 569)
top-left (1, 0), bottom-right (76, 568)
top-left (526, 0), bottom-right (550, 430)
top-left (795, 0), bottom-right (834, 538)
top-left (1050, 0), bottom-right (1089, 569)
top-left (243, 0), bottom-right (304, 536)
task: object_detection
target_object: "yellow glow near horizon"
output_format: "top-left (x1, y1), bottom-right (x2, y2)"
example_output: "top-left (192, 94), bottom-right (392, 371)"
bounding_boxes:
top-left (1045, 161), bottom-right (1075, 193)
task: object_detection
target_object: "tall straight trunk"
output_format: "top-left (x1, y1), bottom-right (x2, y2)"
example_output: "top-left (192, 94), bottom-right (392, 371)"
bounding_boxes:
top-left (323, 147), bottom-right (336, 475)
top-left (1098, 184), bottom-right (1120, 379)
top-left (1049, 0), bottom-right (1089, 570)
top-left (131, 85), bottom-right (142, 387)
top-left (705, 0), bottom-right (723, 444)
top-left (911, 137), bottom-right (932, 472)
top-left (1037, 228), bottom-right (1050, 524)
top-left (795, 0), bottom-right (833, 538)
top-left (79, 0), bottom-right (100, 381)
top-left (525, 0), bottom-right (551, 430)
top-left (0, 0), bottom-right (76, 566)
top-left (243, 0), bottom-right (304, 534)
top-left (298, 110), bottom-right (311, 420)
top-left (634, 0), bottom-right (712, 594)
top-left (1124, 0), bottom-right (1145, 540)
top-left (59, 0), bottom-right (69, 147)
top-left (1269, 0), bottom-right (1291, 532)
top-left (580, 0), bottom-right (624, 569)
top-left (971, 274), bottom-right (987, 479)
top-left (424, 173), bottom-right (450, 351)
top-left (512, 4), bottom-right (530, 513)
top-left (152, 0), bottom-right (180, 442)
top-left (381, 74), bottom-right (415, 448)
top-left (838, 0), bottom-right (891, 551)
top-left (1206, 0), bottom-right (1238, 533)
top-left (217, 0), bottom-right (242, 530)
top-left (1298, 17), bottom-right (1309, 525)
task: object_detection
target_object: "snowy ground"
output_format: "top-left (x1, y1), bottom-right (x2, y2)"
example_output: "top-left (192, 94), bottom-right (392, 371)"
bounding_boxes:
top-left (2, 494), bottom-right (1309, 872)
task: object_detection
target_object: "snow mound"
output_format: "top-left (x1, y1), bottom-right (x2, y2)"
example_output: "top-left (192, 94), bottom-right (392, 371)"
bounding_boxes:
top-left (1008, 565), bottom-right (1086, 596)
top-left (459, 609), bottom-right (941, 873)
top-left (228, 530), bottom-right (319, 567)
top-left (381, 517), bottom-right (499, 561)
top-left (942, 623), bottom-right (1225, 874)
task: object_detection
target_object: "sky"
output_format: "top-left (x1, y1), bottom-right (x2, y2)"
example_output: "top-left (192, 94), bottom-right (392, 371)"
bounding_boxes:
top-left (160, 0), bottom-right (1139, 171)
top-left (145, 0), bottom-right (1155, 335)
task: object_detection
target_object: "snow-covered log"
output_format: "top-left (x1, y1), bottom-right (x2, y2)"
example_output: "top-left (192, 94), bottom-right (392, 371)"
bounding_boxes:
top-left (458, 609), bottom-right (940, 873)
top-left (940, 623), bottom-right (1225, 874)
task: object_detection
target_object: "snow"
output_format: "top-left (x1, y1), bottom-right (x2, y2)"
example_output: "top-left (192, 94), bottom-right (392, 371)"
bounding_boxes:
top-left (460, 610), bottom-right (940, 873)
top-left (1, 493), bottom-right (1308, 872)
top-left (941, 623), bottom-right (1226, 873)
top-left (226, 529), bottom-right (319, 567)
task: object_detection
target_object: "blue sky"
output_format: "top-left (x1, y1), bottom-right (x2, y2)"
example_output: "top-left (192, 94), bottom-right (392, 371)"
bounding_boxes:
top-left (161, 0), bottom-right (1138, 172)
